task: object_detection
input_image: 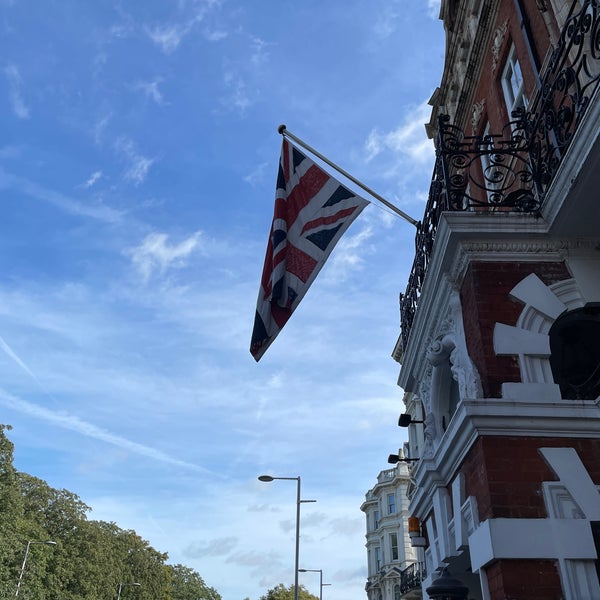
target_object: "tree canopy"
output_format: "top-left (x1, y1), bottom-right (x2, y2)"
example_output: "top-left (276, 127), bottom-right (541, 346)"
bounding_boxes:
top-left (0, 424), bottom-right (221, 600)
top-left (259, 583), bottom-right (320, 600)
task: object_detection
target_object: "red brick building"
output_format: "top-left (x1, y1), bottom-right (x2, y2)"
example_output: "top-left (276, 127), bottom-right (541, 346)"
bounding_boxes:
top-left (393, 1), bottom-right (600, 598)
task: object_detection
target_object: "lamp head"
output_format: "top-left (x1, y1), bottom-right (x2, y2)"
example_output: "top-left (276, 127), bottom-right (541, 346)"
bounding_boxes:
top-left (258, 475), bottom-right (274, 482)
top-left (398, 413), bottom-right (424, 427)
top-left (388, 454), bottom-right (400, 464)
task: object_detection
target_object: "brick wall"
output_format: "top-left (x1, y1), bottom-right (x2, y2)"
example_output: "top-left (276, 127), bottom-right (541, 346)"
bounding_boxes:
top-left (459, 261), bottom-right (570, 397)
top-left (485, 559), bottom-right (563, 600)
top-left (463, 436), bottom-right (600, 521)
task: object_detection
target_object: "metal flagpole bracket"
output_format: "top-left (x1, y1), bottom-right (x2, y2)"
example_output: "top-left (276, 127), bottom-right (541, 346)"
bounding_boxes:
top-left (276, 124), bottom-right (419, 227)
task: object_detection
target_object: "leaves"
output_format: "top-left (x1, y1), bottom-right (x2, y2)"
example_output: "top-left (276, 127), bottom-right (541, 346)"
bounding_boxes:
top-left (0, 425), bottom-right (223, 600)
top-left (259, 583), bottom-right (320, 600)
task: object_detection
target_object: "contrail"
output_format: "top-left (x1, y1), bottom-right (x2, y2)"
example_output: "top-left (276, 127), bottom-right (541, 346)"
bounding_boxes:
top-left (0, 334), bottom-right (40, 382)
top-left (0, 335), bottom-right (217, 475)
top-left (0, 386), bottom-right (214, 474)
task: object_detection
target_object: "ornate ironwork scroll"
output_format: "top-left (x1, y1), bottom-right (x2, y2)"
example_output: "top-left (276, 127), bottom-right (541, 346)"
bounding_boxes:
top-left (398, 0), bottom-right (600, 355)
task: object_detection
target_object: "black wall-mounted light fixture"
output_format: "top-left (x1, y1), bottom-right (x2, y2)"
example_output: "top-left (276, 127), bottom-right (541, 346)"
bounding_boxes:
top-left (398, 413), bottom-right (424, 427)
top-left (387, 454), bottom-right (420, 464)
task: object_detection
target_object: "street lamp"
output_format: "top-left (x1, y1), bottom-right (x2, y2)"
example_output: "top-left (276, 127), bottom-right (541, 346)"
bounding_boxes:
top-left (15, 540), bottom-right (57, 597)
top-left (258, 475), bottom-right (316, 600)
top-left (299, 568), bottom-right (331, 600)
top-left (117, 582), bottom-right (141, 600)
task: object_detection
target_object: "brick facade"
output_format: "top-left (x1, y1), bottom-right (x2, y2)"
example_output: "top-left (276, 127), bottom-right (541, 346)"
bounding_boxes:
top-left (485, 559), bottom-right (563, 600)
top-left (459, 261), bottom-right (571, 397)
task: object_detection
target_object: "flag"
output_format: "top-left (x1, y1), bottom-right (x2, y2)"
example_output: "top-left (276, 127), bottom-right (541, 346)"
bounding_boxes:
top-left (250, 138), bottom-right (369, 361)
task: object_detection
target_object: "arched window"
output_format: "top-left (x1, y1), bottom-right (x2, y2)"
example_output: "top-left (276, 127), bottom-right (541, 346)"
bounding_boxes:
top-left (549, 304), bottom-right (600, 400)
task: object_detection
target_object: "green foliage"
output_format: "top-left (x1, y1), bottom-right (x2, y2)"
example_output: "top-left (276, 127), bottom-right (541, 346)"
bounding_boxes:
top-left (169, 564), bottom-right (221, 600)
top-left (0, 425), bottom-right (223, 600)
top-left (259, 583), bottom-right (319, 600)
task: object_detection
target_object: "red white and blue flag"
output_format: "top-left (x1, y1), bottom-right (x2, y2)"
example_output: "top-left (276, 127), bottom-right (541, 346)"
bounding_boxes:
top-left (250, 138), bottom-right (369, 361)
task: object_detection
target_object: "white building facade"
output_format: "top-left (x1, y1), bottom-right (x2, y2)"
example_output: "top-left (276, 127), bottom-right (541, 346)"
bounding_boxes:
top-left (361, 462), bottom-right (423, 600)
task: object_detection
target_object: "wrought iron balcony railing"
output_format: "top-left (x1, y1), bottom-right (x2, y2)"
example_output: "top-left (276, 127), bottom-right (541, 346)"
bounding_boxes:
top-left (399, 0), bottom-right (600, 353)
top-left (400, 561), bottom-right (426, 594)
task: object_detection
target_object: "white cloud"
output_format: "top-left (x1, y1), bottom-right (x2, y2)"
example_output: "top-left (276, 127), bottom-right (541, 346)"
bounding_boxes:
top-left (326, 225), bottom-right (374, 282)
top-left (428, 0), bottom-right (442, 19)
top-left (249, 36), bottom-right (271, 66)
top-left (4, 64), bottom-right (30, 119)
top-left (93, 113), bottom-right (112, 146)
top-left (135, 79), bottom-right (166, 106)
top-left (373, 4), bottom-right (403, 39)
top-left (203, 28), bottom-right (228, 42)
top-left (0, 167), bottom-right (122, 222)
top-left (84, 170), bottom-right (103, 188)
top-left (221, 69), bottom-right (251, 115)
top-left (244, 162), bottom-right (268, 186)
top-left (146, 23), bottom-right (190, 54)
top-left (114, 137), bottom-right (156, 185)
top-left (365, 102), bottom-right (434, 164)
top-left (128, 231), bottom-right (204, 282)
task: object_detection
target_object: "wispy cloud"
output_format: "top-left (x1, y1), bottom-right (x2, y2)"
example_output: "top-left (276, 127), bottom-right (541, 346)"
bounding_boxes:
top-left (114, 137), bottom-right (156, 185)
top-left (0, 168), bottom-right (123, 223)
top-left (243, 162), bottom-right (268, 186)
top-left (94, 114), bottom-right (111, 145)
top-left (428, 0), bottom-right (442, 19)
top-left (326, 225), bottom-right (374, 282)
top-left (365, 102), bottom-right (434, 164)
top-left (0, 386), bottom-right (210, 472)
top-left (134, 79), bottom-right (166, 106)
top-left (372, 4), bottom-right (403, 39)
top-left (249, 36), bottom-right (271, 66)
top-left (128, 231), bottom-right (204, 282)
top-left (221, 69), bottom-right (251, 115)
top-left (0, 334), bottom-right (38, 382)
top-left (83, 170), bottom-right (103, 188)
top-left (146, 23), bottom-right (190, 54)
top-left (184, 537), bottom-right (238, 558)
top-left (4, 64), bottom-right (30, 119)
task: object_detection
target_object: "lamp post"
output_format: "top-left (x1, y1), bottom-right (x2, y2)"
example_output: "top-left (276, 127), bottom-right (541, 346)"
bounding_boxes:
top-left (15, 540), bottom-right (57, 597)
top-left (117, 582), bottom-right (141, 600)
top-left (299, 568), bottom-right (331, 600)
top-left (258, 475), bottom-right (316, 600)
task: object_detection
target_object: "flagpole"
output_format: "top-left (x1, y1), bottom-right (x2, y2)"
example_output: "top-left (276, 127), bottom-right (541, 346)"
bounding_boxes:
top-left (278, 124), bottom-right (419, 227)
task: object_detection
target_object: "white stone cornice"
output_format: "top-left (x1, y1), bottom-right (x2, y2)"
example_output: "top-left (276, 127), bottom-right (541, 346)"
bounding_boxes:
top-left (398, 206), bottom-right (600, 391)
top-left (408, 395), bottom-right (600, 520)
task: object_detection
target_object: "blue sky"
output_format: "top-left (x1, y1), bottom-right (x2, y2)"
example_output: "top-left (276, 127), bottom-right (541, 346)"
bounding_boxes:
top-left (0, 1), bottom-right (444, 599)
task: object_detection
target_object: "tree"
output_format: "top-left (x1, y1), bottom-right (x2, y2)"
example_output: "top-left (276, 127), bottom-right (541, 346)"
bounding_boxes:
top-left (0, 424), bottom-right (25, 598)
top-left (169, 564), bottom-right (221, 600)
top-left (259, 584), bottom-right (319, 600)
top-left (0, 425), bottom-right (223, 600)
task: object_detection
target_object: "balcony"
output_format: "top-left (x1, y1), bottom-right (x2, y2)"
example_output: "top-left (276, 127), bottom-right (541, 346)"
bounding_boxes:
top-left (399, 0), bottom-right (600, 354)
top-left (400, 562), bottom-right (426, 598)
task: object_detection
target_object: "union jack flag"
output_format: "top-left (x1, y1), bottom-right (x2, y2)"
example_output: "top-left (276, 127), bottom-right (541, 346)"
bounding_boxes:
top-left (250, 138), bottom-right (369, 361)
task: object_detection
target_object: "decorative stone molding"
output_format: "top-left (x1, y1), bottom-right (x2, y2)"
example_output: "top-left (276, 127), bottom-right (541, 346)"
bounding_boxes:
top-left (447, 237), bottom-right (599, 291)
top-left (419, 292), bottom-right (482, 458)
top-left (471, 99), bottom-right (485, 134)
top-left (491, 20), bottom-right (508, 72)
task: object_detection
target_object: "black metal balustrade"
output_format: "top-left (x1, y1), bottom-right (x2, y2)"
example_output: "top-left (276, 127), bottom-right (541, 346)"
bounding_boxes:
top-left (399, 0), bottom-right (600, 353)
top-left (400, 561), bottom-right (426, 594)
